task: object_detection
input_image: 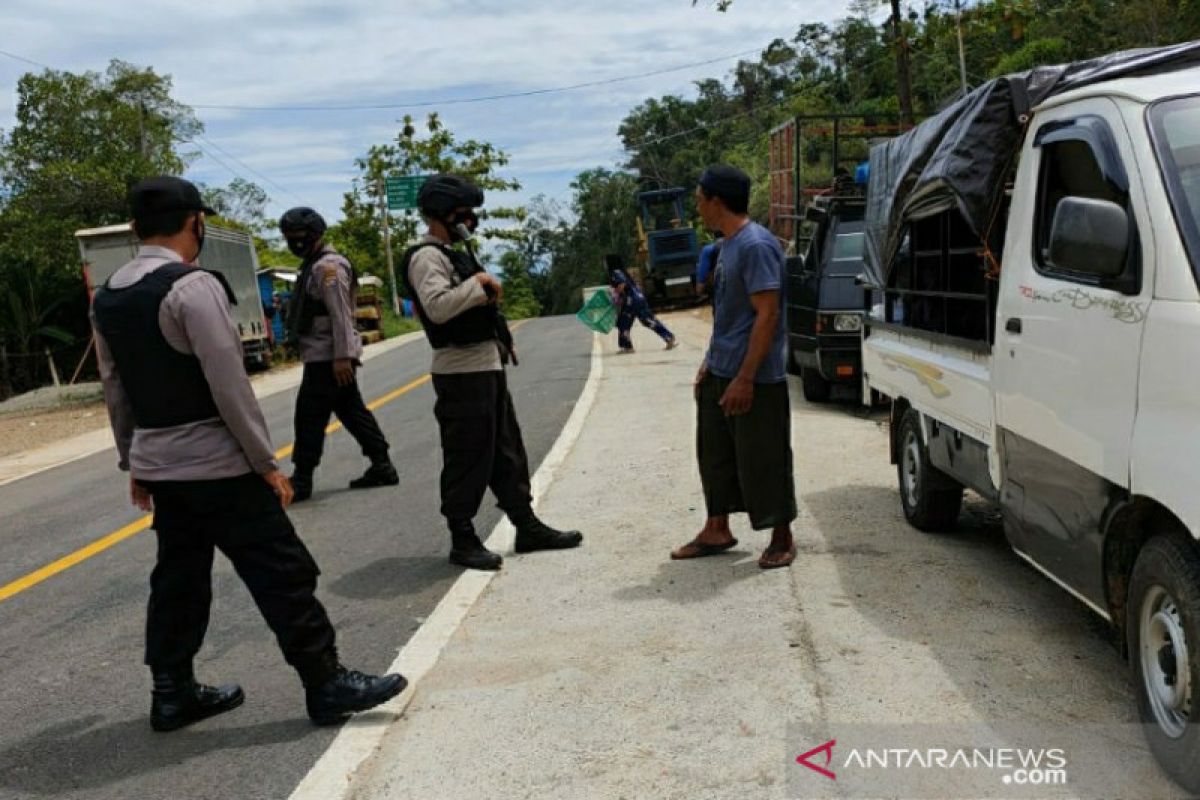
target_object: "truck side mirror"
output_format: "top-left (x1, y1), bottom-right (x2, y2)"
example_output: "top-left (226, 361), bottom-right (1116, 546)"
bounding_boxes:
top-left (1047, 196), bottom-right (1129, 279)
top-left (804, 205), bottom-right (828, 224)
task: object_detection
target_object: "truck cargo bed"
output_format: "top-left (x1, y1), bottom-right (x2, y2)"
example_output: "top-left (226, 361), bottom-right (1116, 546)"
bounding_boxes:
top-left (863, 321), bottom-right (993, 446)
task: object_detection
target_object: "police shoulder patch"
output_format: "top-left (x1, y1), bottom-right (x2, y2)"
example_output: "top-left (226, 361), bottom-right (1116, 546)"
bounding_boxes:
top-left (321, 263), bottom-right (340, 287)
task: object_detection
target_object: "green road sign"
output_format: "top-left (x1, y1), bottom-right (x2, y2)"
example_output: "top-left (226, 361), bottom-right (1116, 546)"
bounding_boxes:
top-left (385, 175), bottom-right (430, 210)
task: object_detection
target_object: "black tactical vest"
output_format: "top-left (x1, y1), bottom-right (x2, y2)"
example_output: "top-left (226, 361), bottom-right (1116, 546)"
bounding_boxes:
top-left (402, 242), bottom-right (498, 349)
top-left (287, 248), bottom-right (359, 342)
top-left (92, 262), bottom-right (235, 429)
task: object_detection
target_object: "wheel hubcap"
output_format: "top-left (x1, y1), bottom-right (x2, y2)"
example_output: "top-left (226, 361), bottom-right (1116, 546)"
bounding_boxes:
top-left (1140, 585), bottom-right (1192, 739)
top-left (901, 429), bottom-right (920, 509)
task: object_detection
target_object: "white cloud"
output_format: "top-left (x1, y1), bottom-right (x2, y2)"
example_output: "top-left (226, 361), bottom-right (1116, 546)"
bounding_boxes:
top-left (1, 0), bottom-right (855, 224)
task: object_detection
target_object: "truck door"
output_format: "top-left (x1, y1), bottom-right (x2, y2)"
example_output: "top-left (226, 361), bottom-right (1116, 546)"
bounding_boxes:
top-left (793, 228), bottom-right (822, 345)
top-left (993, 98), bottom-right (1153, 608)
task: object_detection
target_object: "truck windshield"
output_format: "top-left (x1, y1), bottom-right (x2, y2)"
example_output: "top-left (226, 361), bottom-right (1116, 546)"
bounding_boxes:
top-left (827, 230), bottom-right (866, 276)
top-left (1150, 96), bottom-right (1200, 284)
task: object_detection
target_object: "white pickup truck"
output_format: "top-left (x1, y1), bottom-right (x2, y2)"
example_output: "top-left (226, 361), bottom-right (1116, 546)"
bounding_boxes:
top-left (861, 45), bottom-right (1200, 789)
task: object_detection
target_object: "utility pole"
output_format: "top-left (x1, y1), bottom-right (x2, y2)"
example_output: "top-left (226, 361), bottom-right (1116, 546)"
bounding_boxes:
top-left (137, 100), bottom-right (149, 161)
top-left (955, 0), bottom-right (969, 97)
top-left (377, 178), bottom-right (400, 316)
top-left (889, 0), bottom-right (915, 126)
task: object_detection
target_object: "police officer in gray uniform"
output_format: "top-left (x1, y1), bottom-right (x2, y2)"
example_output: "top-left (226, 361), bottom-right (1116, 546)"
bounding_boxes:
top-left (280, 207), bottom-right (398, 502)
top-left (404, 174), bottom-right (582, 571)
top-left (92, 177), bottom-right (405, 731)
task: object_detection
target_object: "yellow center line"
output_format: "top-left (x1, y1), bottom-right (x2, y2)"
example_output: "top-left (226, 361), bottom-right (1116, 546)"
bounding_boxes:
top-left (1, 375), bottom-right (436, 605)
top-left (0, 319), bottom-right (534, 605)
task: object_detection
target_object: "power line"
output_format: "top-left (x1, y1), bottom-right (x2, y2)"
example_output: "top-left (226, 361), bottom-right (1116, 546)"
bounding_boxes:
top-left (0, 48), bottom-right (308, 206)
top-left (1, 43), bottom-right (771, 113)
top-left (0, 49), bottom-right (52, 70)
top-left (184, 46), bottom-right (771, 112)
top-left (185, 139), bottom-right (248, 185)
top-left (194, 133), bottom-right (308, 205)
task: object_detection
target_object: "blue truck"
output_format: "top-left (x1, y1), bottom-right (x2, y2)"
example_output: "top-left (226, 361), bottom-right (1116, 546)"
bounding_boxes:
top-left (634, 188), bottom-right (700, 305)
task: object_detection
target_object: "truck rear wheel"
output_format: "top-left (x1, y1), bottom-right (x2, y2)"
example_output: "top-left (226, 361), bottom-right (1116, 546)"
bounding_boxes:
top-left (896, 409), bottom-right (963, 532)
top-left (1129, 534), bottom-right (1200, 793)
top-left (801, 368), bottom-right (831, 402)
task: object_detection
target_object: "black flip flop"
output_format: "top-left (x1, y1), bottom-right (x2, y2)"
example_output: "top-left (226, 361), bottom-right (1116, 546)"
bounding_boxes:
top-left (670, 537), bottom-right (739, 560)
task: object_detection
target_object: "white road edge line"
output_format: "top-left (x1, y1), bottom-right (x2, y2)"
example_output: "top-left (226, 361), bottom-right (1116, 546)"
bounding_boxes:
top-left (287, 333), bottom-right (604, 800)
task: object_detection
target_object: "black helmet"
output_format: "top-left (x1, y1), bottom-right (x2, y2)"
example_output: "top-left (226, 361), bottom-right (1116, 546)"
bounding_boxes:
top-left (417, 174), bottom-right (484, 217)
top-left (279, 207), bottom-right (327, 235)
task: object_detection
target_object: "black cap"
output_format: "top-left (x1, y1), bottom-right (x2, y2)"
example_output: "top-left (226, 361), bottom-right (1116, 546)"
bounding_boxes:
top-left (129, 176), bottom-right (216, 220)
top-left (279, 207), bottom-right (327, 235)
top-left (698, 164), bottom-right (751, 209)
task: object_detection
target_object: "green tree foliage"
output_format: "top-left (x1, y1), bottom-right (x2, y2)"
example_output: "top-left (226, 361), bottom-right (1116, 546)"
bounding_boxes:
top-left (498, 250), bottom-right (541, 320)
top-left (0, 60), bottom-right (201, 397)
top-left (539, 169), bottom-right (641, 315)
top-left (204, 177), bottom-right (270, 235)
top-left (332, 113), bottom-right (522, 302)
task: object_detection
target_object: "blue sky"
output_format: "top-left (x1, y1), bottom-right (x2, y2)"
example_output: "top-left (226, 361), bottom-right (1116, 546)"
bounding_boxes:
top-left (0, 0), bottom-right (857, 225)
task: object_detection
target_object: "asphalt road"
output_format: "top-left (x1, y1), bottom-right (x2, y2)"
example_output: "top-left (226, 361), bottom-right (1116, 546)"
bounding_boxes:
top-left (0, 316), bottom-right (592, 800)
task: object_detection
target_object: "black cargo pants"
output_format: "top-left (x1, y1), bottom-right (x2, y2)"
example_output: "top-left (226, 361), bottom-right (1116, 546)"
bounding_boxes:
top-left (432, 371), bottom-right (533, 522)
top-left (140, 473), bottom-right (337, 680)
top-left (292, 361), bottom-right (390, 471)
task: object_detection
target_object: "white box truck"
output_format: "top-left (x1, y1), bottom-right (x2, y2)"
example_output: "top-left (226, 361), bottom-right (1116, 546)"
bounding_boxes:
top-left (861, 43), bottom-right (1200, 789)
top-left (76, 223), bottom-right (271, 369)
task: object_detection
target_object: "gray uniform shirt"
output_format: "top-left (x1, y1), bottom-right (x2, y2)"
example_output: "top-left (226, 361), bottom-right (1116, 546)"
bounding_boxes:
top-left (298, 246), bottom-right (363, 364)
top-left (409, 235), bottom-right (502, 375)
top-left (94, 245), bottom-right (278, 481)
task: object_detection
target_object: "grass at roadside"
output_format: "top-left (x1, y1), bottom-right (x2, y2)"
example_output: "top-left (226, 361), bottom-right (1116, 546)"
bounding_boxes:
top-left (382, 305), bottom-right (422, 339)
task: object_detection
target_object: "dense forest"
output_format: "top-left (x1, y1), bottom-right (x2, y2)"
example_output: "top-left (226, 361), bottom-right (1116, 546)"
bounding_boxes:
top-left (1, 0), bottom-right (1197, 397)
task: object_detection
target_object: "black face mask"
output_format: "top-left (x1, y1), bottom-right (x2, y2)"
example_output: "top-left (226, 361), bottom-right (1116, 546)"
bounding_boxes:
top-left (445, 210), bottom-right (479, 241)
top-left (286, 235), bottom-right (314, 258)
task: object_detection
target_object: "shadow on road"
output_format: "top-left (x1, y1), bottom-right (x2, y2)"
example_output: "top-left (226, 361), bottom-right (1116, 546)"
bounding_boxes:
top-left (0, 714), bottom-right (309, 796)
top-left (327, 556), bottom-right (457, 601)
top-left (802, 482), bottom-right (1126, 723)
top-left (612, 556), bottom-right (762, 605)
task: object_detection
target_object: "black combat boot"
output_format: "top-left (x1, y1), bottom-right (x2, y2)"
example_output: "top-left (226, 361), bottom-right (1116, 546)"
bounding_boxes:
top-left (348, 456), bottom-right (399, 490)
top-left (303, 651), bottom-right (407, 726)
top-left (150, 665), bottom-right (244, 732)
top-left (448, 518), bottom-right (502, 571)
top-left (510, 507), bottom-right (583, 554)
top-left (291, 467), bottom-right (314, 503)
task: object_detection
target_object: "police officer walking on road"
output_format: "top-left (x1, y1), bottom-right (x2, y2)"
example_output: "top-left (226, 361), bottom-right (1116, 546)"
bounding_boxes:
top-left (92, 177), bottom-right (405, 731)
top-left (404, 174), bottom-right (583, 571)
top-left (280, 207), bottom-right (399, 502)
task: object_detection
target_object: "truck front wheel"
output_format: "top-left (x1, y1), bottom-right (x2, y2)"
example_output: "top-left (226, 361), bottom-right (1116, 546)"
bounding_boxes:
top-left (1129, 534), bottom-right (1200, 793)
top-left (896, 409), bottom-right (963, 532)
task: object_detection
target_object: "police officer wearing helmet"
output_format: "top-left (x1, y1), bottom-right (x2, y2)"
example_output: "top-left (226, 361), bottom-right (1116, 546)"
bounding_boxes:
top-left (404, 174), bottom-right (582, 570)
top-left (91, 177), bottom-right (406, 731)
top-left (280, 207), bottom-right (398, 502)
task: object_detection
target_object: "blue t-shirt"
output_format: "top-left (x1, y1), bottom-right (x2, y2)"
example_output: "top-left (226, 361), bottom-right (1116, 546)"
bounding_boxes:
top-left (696, 242), bottom-right (718, 285)
top-left (706, 222), bottom-right (788, 384)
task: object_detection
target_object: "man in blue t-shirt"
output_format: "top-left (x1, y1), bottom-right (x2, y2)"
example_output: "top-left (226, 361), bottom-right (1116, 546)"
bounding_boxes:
top-left (670, 165), bottom-right (797, 569)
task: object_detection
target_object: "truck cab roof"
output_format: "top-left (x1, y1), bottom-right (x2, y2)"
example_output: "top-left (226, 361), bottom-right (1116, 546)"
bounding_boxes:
top-left (1038, 64), bottom-right (1200, 111)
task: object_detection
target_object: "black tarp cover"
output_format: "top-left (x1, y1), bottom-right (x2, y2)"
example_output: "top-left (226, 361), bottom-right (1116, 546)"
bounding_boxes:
top-left (863, 41), bottom-right (1200, 287)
